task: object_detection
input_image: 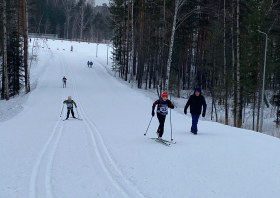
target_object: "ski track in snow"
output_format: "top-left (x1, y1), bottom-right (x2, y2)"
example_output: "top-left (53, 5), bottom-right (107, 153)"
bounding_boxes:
top-left (65, 55), bottom-right (146, 198)
top-left (28, 112), bottom-right (64, 198)
top-left (44, 55), bottom-right (68, 198)
top-left (2, 39), bottom-right (280, 198)
top-left (28, 51), bottom-right (146, 198)
top-left (29, 55), bottom-right (66, 198)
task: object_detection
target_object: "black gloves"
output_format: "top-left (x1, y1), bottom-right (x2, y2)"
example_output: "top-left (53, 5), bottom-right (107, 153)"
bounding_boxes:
top-left (152, 111), bottom-right (155, 117)
top-left (202, 112), bottom-right (205, 117)
top-left (184, 109), bottom-right (187, 115)
top-left (168, 101), bottom-right (175, 109)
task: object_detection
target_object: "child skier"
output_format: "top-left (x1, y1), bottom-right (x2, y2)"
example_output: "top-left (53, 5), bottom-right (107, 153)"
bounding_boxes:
top-left (62, 76), bottom-right (67, 88)
top-left (63, 96), bottom-right (77, 119)
top-left (152, 92), bottom-right (174, 139)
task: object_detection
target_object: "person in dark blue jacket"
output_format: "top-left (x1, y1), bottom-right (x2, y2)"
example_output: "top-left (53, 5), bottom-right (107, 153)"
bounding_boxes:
top-left (184, 88), bottom-right (207, 134)
top-left (152, 92), bottom-right (174, 139)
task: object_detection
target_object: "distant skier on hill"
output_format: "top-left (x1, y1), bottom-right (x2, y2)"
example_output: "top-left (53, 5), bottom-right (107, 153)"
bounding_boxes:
top-left (87, 61), bottom-right (90, 67)
top-left (63, 96), bottom-right (77, 120)
top-left (90, 61), bottom-right (93, 68)
top-left (184, 88), bottom-right (207, 135)
top-left (152, 92), bottom-right (174, 139)
top-left (62, 76), bottom-right (67, 88)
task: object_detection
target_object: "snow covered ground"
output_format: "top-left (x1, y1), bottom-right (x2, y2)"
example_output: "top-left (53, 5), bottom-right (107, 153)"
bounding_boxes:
top-left (1, 39), bottom-right (280, 198)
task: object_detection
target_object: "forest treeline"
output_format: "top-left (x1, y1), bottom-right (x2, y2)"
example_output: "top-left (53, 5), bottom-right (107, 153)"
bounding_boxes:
top-left (0, 0), bottom-right (30, 100)
top-left (1, 0), bottom-right (280, 133)
top-left (28, 0), bottom-right (111, 41)
top-left (109, 0), bottom-right (280, 131)
top-left (0, 0), bottom-right (111, 101)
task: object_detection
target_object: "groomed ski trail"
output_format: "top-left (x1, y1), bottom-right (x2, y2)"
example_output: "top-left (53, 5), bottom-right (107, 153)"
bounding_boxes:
top-left (29, 55), bottom-right (67, 198)
top-left (65, 55), bottom-right (146, 198)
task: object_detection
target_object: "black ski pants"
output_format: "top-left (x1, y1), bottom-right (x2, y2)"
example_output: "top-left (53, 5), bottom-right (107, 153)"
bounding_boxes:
top-left (63, 82), bottom-right (66, 88)
top-left (157, 113), bottom-right (166, 137)
top-left (67, 109), bottom-right (75, 118)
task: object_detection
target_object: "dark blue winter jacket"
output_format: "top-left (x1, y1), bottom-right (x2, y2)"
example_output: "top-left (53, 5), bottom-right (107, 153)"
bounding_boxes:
top-left (184, 88), bottom-right (207, 115)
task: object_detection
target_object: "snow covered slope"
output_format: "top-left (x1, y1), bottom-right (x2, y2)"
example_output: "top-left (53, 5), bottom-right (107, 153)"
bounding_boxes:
top-left (1, 39), bottom-right (280, 198)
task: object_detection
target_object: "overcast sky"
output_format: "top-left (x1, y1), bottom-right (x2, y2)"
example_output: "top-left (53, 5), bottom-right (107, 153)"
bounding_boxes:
top-left (95, 0), bottom-right (109, 6)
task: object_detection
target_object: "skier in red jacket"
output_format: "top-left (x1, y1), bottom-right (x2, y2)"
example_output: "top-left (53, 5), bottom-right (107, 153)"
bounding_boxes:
top-left (151, 92), bottom-right (174, 139)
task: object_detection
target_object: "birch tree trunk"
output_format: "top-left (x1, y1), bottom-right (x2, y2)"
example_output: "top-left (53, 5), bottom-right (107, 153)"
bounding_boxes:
top-left (62, 0), bottom-right (74, 40)
top-left (79, 0), bottom-right (85, 40)
top-left (165, 0), bottom-right (185, 91)
top-left (22, 0), bottom-right (30, 93)
top-left (2, 0), bottom-right (9, 100)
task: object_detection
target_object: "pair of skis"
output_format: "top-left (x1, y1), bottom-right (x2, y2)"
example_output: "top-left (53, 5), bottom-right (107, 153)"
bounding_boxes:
top-left (149, 138), bottom-right (176, 146)
top-left (63, 117), bottom-right (83, 121)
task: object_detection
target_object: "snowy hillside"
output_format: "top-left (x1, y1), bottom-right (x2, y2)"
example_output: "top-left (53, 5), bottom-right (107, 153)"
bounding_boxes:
top-left (1, 39), bottom-right (280, 198)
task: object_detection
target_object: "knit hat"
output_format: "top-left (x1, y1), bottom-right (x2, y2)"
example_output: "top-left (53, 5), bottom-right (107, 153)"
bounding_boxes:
top-left (195, 89), bottom-right (200, 93)
top-left (162, 92), bottom-right (168, 98)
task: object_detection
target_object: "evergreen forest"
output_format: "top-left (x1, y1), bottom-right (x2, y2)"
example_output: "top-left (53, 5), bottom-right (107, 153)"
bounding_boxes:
top-left (0, 0), bottom-right (111, 100)
top-left (110, 0), bottom-right (280, 132)
top-left (1, 0), bottom-right (280, 134)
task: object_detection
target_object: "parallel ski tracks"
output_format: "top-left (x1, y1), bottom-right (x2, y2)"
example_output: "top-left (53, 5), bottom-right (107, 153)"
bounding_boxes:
top-left (29, 54), bottom-right (146, 198)
top-left (29, 55), bottom-right (66, 198)
top-left (66, 56), bottom-right (146, 198)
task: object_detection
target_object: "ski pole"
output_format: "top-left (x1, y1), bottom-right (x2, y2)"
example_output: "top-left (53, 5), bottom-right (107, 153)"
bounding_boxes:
top-left (60, 105), bottom-right (65, 117)
top-left (170, 93), bottom-right (173, 141)
top-left (144, 116), bottom-right (153, 136)
top-left (76, 107), bottom-right (80, 118)
top-left (170, 108), bottom-right (173, 141)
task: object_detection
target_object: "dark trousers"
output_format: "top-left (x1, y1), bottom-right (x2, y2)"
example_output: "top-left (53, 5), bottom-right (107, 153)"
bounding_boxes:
top-left (67, 109), bottom-right (75, 118)
top-left (157, 113), bottom-right (166, 137)
top-left (63, 82), bottom-right (66, 88)
top-left (191, 114), bottom-right (200, 132)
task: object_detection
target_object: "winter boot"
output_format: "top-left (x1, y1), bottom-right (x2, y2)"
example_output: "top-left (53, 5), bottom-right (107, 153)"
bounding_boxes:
top-left (191, 130), bottom-right (197, 135)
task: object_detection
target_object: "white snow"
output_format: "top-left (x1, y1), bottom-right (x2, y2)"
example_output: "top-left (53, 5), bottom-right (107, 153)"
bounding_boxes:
top-left (95, 0), bottom-right (109, 6)
top-left (1, 39), bottom-right (280, 198)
